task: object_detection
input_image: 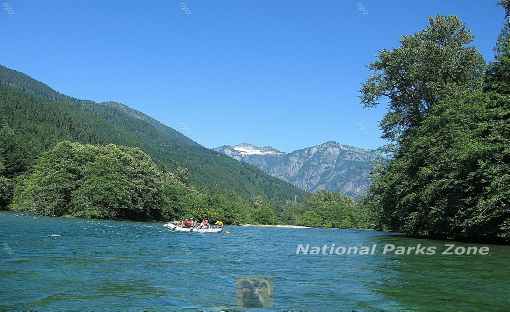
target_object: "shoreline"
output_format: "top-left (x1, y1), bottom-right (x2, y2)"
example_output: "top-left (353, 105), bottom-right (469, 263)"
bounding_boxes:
top-left (241, 224), bottom-right (311, 229)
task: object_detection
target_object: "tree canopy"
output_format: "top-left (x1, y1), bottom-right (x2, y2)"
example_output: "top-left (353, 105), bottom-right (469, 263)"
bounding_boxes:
top-left (362, 3), bottom-right (510, 243)
top-left (13, 141), bottom-right (165, 219)
top-left (361, 16), bottom-right (485, 145)
top-left (9, 141), bottom-right (319, 225)
top-left (485, 1), bottom-right (510, 95)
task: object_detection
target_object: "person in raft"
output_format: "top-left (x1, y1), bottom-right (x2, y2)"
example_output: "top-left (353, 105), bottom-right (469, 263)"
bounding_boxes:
top-left (183, 218), bottom-right (193, 228)
top-left (199, 218), bottom-right (209, 229)
top-left (215, 220), bottom-right (224, 227)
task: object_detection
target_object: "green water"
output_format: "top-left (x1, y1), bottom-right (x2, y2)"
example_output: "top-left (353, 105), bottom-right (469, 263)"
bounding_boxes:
top-left (1, 212), bottom-right (509, 311)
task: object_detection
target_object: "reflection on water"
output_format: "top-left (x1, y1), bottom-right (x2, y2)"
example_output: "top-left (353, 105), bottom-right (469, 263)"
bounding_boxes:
top-left (1, 212), bottom-right (509, 311)
top-left (2, 242), bottom-right (14, 255)
top-left (372, 236), bottom-right (510, 311)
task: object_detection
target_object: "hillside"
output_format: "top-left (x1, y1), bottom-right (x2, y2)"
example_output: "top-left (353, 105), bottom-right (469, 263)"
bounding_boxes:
top-left (215, 142), bottom-right (383, 197)
top-left (0, 65), bottom-right (304, 203)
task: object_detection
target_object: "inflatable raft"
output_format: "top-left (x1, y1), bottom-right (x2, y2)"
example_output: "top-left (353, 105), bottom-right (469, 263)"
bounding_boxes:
top-left (164, 222), bottom-right (223, 233)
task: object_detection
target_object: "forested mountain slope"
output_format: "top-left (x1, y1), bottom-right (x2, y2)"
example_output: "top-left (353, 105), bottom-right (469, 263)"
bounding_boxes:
top-left (0, 65), bottom-right (304, 203)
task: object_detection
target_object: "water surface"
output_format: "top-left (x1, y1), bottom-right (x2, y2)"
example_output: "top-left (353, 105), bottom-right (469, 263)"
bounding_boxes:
top-left (1, 212), bottom-right (509, 311)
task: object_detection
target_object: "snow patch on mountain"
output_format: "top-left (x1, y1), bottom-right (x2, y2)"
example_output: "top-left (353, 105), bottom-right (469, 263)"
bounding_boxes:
top-left (232, 144), bottom-right (283, 156)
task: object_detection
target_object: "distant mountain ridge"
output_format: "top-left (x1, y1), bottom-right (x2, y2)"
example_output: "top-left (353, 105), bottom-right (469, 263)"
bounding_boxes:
top-left (215, 141), bottom-right (383, 197)
top-left (0, 64), bottom-right (304, 203)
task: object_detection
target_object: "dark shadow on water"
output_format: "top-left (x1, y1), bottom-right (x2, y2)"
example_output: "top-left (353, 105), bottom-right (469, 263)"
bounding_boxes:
top-left (370, 235), bottom-right (510, 311)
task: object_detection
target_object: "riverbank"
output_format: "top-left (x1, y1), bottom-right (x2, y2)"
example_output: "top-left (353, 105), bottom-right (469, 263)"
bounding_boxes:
top-left (241, 224), bottom-right (311, 229)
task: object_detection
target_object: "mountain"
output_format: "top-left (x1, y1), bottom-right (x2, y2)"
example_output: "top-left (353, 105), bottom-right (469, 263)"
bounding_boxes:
top-left (215, 142), bottom-right (383, 197)
top-left (0, 64), bottom-right (304, 202)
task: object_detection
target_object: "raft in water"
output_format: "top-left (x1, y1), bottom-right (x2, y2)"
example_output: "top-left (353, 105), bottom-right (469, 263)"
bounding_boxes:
top-left (163, 222), bottom-right (223, 233)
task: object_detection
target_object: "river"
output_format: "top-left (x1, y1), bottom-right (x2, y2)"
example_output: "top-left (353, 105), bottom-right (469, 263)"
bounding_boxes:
top-left (1, 212), bottom-right (509, 311)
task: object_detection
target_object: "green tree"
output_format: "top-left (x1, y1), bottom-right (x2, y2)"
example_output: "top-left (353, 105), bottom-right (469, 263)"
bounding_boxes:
top-left (361, 16), bottom-right (485, 144)
top-left (0, 176), bottom-right (13, 210)
top-left (203, 192), bottom-right (249, 225)
top-left (12, 141), bottom-right (88, 216)
top-left (69, 144), bottom-right (163, 219)
top-left (485, 1), bottom-right (510, 95)
top-left (159, 172), bottom-right (192, 220)
top-left (361, 5), bottom-right (510, 243)
top-left (0, 122), bottom-right (27, 177)
top-left (13, 141), bottom-right (163, 220)
top-left (299, 191), bottom-right (357, 228)
top-left (300, 210), bottom-right (323, 228)
top-left (250, 197), bottom-right (278, 225)
top-left (369, 91), bottom-right (509, 241)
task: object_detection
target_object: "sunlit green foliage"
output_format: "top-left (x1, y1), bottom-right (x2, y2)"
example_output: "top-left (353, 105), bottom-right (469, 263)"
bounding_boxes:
top-left (369, 91), bottom-right (510, 241)
top-left (362, 4), bottom-right (510, 243)
top-left (250, 197), bottom-right (278, 225)
top-left (361, 16), bottom-right (485, 145)
top-left (277, 191), bottom-right (375, 229)
top-left (9, 141), bottom-right (287, 224)
top-left (299, 192), bottom-right (356, 228)
top-left (485, 2), bottom-right (510, 95)
top-left (12, 142), bottom-right (164, 219)
top-left (0, 123), bottom-right (25, 210)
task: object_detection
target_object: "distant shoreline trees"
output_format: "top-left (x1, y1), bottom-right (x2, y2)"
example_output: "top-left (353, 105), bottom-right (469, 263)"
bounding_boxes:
top-left (5, 140), bottom-right (370, 228)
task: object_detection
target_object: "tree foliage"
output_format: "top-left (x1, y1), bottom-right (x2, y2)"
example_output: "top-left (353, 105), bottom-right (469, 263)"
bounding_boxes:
top-left (485, 1), bottom-right (510, 95)
top-left (0, 123), bottom-right (25, 210)
top-left (361, 16), bottom-right (485, 144)
top-left (362, 4), bottom-right (510, 243)
top-left (0, 176), bottom-right (13, 210)
top-left (12, 142), bottom-right (164, 219)
top-left (9, 141), bottom-right (292, 224)
top-left (250, 197), bottom-right (278, 225)
top-left (288, 191), bottom-right (374, 229)
top-left (369, 91), bottom-right (510, 241)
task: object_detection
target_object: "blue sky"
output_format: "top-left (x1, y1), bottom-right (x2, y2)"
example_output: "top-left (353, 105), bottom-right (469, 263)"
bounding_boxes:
top-left (0, 0), bottom-right (504, 152)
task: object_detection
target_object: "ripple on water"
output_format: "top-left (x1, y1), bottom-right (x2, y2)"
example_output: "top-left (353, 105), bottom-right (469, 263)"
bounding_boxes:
top-left (1, 212), bottom-right (510, 311)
